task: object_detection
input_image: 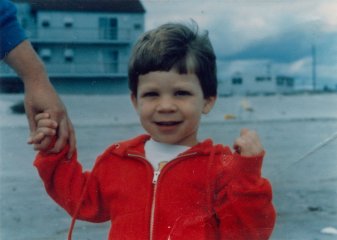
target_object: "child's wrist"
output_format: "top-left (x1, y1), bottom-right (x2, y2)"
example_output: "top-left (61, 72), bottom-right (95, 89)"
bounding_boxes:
top-left (34, 136), bottom-right (57, 152)
top-left (235, 151), bottom-right (265, 174)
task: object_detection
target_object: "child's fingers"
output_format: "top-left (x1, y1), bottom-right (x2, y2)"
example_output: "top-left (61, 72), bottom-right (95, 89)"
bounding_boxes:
top-left (30, 131), bottom-right (45, 144)
top-left (34, 137), bottom-right (52, 151)
top-left (38, 127), bottom-right (56, 137)
top-left (35, 112), bottom-right (51, 122)
top-left (238, 128), bottom-right (259, 144)
top-left (233, 128), bottom-right (264, 156)
top-left (28, 128), bottom-right (56, 144)
top-left (35, 113), bottom-right (58, 130)
top-left (28, 114), bottom-right (58, 144)
top-left (37, 118), bottom-right (58, 129)
top-left (240, 128), bottom-right (250, 136)
top-left (233, 137), bottom-right (245, 154)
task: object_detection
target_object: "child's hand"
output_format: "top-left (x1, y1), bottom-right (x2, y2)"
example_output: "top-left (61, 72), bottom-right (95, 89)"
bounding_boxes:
top-left (233, 128), bottom-right (264, 157)
top-left (28, 113), bottom-right (58, 151)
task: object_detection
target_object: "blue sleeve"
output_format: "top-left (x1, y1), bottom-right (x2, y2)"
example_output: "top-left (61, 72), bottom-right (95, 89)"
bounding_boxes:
top-left (0, 0), bottom-right (27, 59)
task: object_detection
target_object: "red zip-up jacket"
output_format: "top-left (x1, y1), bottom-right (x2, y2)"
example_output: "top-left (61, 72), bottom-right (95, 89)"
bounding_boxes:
top-left (34, 134), bottom-right (276, 240)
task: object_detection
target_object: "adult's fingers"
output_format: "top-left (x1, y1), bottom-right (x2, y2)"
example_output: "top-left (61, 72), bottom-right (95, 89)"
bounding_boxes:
top-left (49, 116), bottom-right (76, 159)
top-left (26, 110), bottom-right (40, 144)
top-left (24, 104), bottom-right (37, 133)
top-left (67, 120), bottom-right (76, 159)
top-left (49, 117), bottom-right (68, 154)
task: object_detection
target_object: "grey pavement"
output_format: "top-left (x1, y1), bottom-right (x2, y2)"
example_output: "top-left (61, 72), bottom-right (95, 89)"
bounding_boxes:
top-left (1, 93), bottom-right (337, 239)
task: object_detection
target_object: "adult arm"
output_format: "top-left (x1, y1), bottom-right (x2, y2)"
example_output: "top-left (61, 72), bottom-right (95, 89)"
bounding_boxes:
top-left (0, 0), bottom-right (27, 59)
top-left (4, 40), bottom-right (76, 158)
top-left (1, 0), bottom-right (75, 157)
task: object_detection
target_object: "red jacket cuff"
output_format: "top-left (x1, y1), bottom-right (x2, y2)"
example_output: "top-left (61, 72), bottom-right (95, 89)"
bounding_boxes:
top-left (234, 151), bottom-right (265, 176)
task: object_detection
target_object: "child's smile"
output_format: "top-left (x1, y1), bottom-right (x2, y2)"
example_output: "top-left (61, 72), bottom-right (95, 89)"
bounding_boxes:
top-left (154, 120), bottom-right (182, 128)
top-left (131, 69), bottom-right (216, 147)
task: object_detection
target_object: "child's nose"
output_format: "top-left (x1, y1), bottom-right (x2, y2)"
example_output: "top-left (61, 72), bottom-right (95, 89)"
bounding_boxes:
top-left (157, 97), bottom-right (177, 113)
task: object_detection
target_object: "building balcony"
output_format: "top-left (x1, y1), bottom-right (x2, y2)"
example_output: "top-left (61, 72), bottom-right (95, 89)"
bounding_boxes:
top-left (0, 62), bottom-right (127, 79)
top-left (25, 27), bottom-right (133, 45)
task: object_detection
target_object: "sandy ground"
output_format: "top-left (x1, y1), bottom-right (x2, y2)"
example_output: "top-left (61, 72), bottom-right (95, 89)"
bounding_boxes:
top-left (1, 93), bottom-right (337, 240)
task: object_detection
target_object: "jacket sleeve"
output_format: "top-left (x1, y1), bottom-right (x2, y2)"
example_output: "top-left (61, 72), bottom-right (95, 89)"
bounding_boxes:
top-left (33, 144), bottom-right (110, 223)
top-left (0, 0), bottom-right (27, 59)
top-left (214, 152), bottom-right (276, 240)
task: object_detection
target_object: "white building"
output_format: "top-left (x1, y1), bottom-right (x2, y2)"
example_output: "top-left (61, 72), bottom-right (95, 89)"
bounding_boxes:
top-left (220, 72), bottom-right (295, 96)
top-left (1, 0), bottom-right (145, 94)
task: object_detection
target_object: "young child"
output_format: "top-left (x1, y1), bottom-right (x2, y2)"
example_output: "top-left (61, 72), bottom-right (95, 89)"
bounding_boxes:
top-left (30, 22), bottom-right (276, 240)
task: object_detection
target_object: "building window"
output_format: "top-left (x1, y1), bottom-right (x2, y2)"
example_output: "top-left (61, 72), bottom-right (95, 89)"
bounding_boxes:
top-left (287, 78), bottom-right (294, 87)
top-left (232, 77), bottom-right (243, 85)
top-left (41, 18), bottom-right (50, 28)
top-left (64, 49), bottom-right (74, 62)
top-left (40, 48), bottom-right (52, 61)
top-left (134, 23), bottom-right (142, 30)
top-left (255, 76), bottom-right (271, 82)
top-left (99, 18), bottom-right (118, 40)
top-left (103, 50), bottom-right (118, 73)
top-left (276, 77), bottom-right (284, 86)
top-left (64, 17), bottom-right (73, 28)
top-left (276, 76), bottom-right (294, 87)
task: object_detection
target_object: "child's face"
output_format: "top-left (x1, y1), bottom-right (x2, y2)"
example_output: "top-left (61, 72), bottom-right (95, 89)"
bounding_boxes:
top-left (131, 69), bottom-right (216, 146)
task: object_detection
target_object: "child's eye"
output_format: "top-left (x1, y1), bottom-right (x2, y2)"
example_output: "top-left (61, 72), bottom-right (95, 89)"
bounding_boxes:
top-left (142, 91), bottom-right (159, 98)
top-left (175, 90), bottom-right (192, 96)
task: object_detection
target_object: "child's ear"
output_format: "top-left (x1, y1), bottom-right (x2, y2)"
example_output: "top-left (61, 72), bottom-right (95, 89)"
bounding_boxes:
top-left (202, 96), bottom-right (216, 114)
top-left (130, 93), bottom-right (138, 111)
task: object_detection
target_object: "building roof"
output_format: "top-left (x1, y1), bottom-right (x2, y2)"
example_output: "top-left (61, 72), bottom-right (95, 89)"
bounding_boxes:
top-left (13, 0), bottom-right (145, 13)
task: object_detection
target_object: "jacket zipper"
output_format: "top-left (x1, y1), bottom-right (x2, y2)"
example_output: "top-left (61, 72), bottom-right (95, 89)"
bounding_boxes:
top-left (127, 152), bottom-right (197, 240)
top-left (127, 153), bottom-right (157, 239)
top-left (150, 169), bottom-right (160, 240)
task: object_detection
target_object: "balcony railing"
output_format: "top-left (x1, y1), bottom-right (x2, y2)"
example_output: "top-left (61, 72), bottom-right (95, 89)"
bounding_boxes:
top-left (25, 27), bottom-right (133, 43)
top-left (0, 62), bottom-right (127, 77)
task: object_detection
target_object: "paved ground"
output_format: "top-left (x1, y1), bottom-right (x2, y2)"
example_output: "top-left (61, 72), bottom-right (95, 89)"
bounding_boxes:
top-left (1, 94), bottom-right (337, 239)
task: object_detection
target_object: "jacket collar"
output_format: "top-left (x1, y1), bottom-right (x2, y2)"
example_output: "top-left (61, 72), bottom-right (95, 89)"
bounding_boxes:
top-left (109, 134), bottom-right (230, 157)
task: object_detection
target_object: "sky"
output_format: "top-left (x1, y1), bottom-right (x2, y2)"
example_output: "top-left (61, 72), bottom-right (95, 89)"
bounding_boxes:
top-left (141, 0), bottom-right (337, 90)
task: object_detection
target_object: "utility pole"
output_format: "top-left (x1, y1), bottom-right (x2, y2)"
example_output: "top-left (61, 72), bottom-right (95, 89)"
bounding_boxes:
top-left (312, 44), bottom-right (316, 91)
top-left (266, 62), bottom-right (271, 79)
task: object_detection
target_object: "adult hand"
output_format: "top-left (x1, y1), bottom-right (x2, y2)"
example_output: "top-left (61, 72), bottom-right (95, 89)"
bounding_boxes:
top-left (4, 40), bottom-right (76, 158)
top-left (233, 128), bottom-right (264, 157)
top-left (25, 82), bottom-right (76, 158)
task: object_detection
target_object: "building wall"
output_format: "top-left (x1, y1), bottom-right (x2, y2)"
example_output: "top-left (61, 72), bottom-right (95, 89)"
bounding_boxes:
top-left (32, 11), bottom-right (144, 77)
top-left (35, 12), bottom-right (144, 42)
top-left (1, 2), bottom-right (145, 93)
top-left (219, 73), bottom-right (294, 96)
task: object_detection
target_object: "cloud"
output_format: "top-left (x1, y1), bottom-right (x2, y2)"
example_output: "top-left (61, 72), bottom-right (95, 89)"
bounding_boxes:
top-left (220, 25), bottom-right (314, 62)
top-left (289, 58), bottom-right (311, 74)
top-left (141, 0), bottom-right (337, 88)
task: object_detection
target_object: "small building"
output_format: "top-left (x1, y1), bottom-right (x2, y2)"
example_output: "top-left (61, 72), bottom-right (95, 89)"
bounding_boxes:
top-left (275, 75), bottom-right (295, 94)
top-left (221, 73), bottom-right (295, 96)
top-left (0, 0), bottom-right (145, 94)
top-left (249, 75), bottom-right (275, 95)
